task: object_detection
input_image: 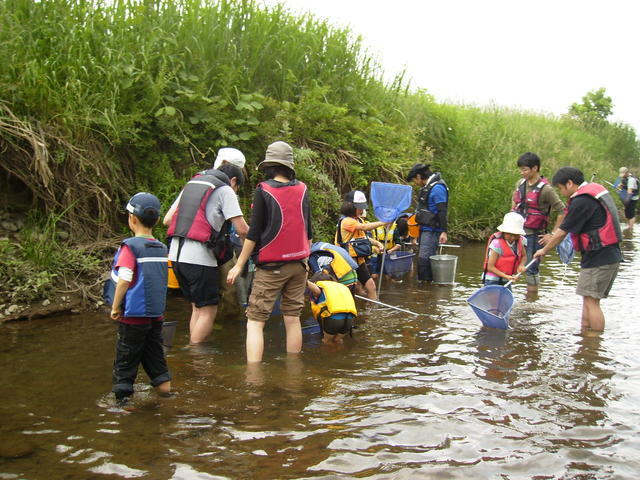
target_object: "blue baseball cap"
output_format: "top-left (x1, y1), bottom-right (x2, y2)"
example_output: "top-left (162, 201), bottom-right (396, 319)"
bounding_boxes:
top-left (126, 192), bottom-right (161, 221)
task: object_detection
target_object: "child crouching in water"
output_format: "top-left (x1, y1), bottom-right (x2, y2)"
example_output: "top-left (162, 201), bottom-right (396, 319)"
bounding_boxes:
top-left (307, 272), bottom-right (357, 344)
top-left (104, 192), bottom-right (172, 406)
top-left (482, 212), bottom-right (527, 289)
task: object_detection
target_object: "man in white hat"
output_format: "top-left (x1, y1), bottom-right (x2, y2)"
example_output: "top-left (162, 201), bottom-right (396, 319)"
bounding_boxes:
top-left (163, 160), bottom-right (249, 344)
top-left (213, 147), bottom-right (246, 170)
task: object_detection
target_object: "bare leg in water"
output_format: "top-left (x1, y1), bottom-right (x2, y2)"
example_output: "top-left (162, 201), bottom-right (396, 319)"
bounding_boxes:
top-left (189, 304), bottom-right (217, 344)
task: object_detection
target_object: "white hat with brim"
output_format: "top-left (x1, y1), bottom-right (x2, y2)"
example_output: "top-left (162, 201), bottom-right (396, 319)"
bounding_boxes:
top-left (497, 212), bottom-right (526, 235)
top-left (619, 167), bottom-right (629, 175)
top-left (257, 141), bottom-right (295, 172)
top-left (213, 148), bottom-right (246, 169)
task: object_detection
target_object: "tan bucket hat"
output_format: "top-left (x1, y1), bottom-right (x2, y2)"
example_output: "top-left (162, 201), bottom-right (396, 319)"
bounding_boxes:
top-left (257, 141), bottom-right (295, 172)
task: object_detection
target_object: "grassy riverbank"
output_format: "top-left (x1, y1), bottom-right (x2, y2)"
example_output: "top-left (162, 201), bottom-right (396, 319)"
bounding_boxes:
top-left (1, 0), bottom-right (638, 313)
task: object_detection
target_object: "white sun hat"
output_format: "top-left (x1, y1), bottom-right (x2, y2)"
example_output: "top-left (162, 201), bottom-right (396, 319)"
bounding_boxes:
top-left (213, 147), bottom-right (246, 169)
top-left (497, 212), bottom-right (526, 235)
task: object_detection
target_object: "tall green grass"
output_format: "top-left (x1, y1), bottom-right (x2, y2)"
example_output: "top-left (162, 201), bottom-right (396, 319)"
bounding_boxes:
top-left (400, 99), bottom-right (639, 238)
top-left (0, 0), bottom-right (638, 247)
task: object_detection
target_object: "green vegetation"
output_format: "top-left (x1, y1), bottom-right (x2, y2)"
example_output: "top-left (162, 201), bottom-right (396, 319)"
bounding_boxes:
top-left (0, 0), bottom-right (638, 306)
top-left (0, 211), bottom-right (101, 306)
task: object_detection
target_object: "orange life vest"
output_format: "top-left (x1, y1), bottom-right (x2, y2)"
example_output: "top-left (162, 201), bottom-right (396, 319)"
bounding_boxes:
top-left (483, 232), bottom-right (524, 277)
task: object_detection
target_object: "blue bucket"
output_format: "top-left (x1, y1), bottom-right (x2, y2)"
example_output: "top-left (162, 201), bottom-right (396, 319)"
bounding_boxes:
top-left (383, 251), bottom-right (415, 276)
top-left (271, 295), bottom-right (282, 315)
top-left (467, 285), bottom-right (514, 330)
top-left (301, 318), bottom-right (321, 335)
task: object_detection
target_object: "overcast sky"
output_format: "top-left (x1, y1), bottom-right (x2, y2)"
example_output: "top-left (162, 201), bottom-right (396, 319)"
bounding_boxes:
top-left (261, 0), bottom-right (640, 134)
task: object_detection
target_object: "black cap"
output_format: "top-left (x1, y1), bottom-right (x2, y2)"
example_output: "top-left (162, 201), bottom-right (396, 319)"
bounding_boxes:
top-left (406, 163), bottom-right (431, 182)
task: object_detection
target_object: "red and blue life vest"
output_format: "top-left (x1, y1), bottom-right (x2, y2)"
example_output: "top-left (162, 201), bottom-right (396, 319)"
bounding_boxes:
top-left (256, 180), bottom-right (310, 264)
top-left (483, 232), bottom-right (525, 277)
top-left (167, 169), bottom-right (230, 245)
top-left (567, 183), bottom-right (622, 252)
top-left (512, 177), bottom-right (550, 231)
top-left (104, 237), bottom-right (168, 317)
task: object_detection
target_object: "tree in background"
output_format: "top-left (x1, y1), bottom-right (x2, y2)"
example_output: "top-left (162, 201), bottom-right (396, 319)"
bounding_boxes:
top-left (567, 88), bottom-right (613, 129)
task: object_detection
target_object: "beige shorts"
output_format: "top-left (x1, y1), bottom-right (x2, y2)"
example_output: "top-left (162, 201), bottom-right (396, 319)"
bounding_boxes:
top-left (246, 262), bottom-right (307, 322)
top-left (576, 263), bottom-right (619, 299)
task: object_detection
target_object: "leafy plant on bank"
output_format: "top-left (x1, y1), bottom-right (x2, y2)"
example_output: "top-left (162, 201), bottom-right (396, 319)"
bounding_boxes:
top-left (0, 0), bottom-right (638, 305)
top-left (0, 211), bottom-right (102, 305)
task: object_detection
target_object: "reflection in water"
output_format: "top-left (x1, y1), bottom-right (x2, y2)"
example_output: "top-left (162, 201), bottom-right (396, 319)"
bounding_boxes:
top-left (1, 232), bottom-right (639, 478)
top-left (473, 328), bottom-right (513, 383)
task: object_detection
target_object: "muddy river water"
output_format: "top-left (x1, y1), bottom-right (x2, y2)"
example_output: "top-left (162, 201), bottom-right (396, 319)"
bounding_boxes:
top-left (1, 230), bottom-right (639, 479)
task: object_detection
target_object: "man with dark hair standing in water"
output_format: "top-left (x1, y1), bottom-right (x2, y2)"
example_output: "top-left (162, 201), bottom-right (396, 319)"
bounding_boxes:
top-left (512, 152), bottom-right (565, 293)
top-left (406, 163), bottom-right (449, 283)
top-left (534, 167), bottom-right (622, 333)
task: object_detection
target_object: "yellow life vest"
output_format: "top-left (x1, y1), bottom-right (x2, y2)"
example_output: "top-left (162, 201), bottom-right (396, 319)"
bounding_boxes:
top-left (310, 281), bottom-right (358, 321)
top-left (167, 259), bottom-right (180, 289)
top-left (372, 223), bottom-right (396, 250)
top-left (323, 249), bottom-right (357, 283)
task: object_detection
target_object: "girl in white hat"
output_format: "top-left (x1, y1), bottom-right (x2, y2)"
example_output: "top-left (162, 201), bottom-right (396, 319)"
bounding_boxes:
top-left (482, 212), bottom-right (527, 288)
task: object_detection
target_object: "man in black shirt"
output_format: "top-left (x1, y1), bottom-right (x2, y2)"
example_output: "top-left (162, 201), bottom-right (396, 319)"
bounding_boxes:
top-left (534, 167), bottom-right (622, 332)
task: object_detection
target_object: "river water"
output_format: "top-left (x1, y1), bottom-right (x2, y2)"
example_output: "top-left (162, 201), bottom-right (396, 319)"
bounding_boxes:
top-left (1, 230), bottom-right (639, 479)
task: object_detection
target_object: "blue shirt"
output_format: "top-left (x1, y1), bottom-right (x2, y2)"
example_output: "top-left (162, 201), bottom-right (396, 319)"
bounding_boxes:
top-left (421, 183), bottom-right (448, 232)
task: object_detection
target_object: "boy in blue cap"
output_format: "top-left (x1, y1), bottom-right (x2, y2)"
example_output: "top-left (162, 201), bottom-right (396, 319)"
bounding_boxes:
top-left (104, 192), bottom-right (172, 405)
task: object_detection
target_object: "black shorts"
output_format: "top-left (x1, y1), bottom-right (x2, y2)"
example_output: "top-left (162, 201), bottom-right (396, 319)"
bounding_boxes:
top-left (624, 199), bottom-right (637, 220)
top-left (356, 262), bottom-right (372, 285)
top-left (174, 262), bottom-right (220, 307)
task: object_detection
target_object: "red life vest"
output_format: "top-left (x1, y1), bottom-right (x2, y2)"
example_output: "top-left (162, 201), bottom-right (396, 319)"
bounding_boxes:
top-left (256, 180), bottom-right (310, 263)
top-left (567, 183), bottom-right (622, 252)
top-left (512, 177), bottom-right (550, 231)
top-left (483, 232), bottom-right (524, 276)
top-left (167, 170), bottom-right (229, 244)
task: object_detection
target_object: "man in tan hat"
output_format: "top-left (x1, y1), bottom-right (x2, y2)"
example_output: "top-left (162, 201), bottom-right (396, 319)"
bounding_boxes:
top-left (228, 141), bottom-right (312, 363)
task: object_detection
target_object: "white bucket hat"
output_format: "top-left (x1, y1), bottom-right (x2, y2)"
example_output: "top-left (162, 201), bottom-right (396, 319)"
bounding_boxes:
top-left (497, 212), bottom-right (526, 235)
top-left (213, 148), bottom-right (246, 169)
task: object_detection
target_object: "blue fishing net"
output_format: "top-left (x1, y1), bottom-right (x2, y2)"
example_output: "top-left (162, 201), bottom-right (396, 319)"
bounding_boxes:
top-left (555, 233), bottom-right (574, 265)
top-left (370, 182), bottom-right (413, 223)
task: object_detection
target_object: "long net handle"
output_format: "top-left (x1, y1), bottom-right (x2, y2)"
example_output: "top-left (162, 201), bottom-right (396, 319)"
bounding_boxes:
top-left (504, 258), bottom-right (538, 288)
top-left (354, 295), bottom-right (420, 316)
top-left (376, 226), bottom-right (387, 298)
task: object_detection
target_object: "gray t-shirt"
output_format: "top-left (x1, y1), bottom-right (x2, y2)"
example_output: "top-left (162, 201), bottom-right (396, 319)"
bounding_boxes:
top-left (168, 185), bottom-right (243, 267)
top-left (627, 176), bottom-right (639, 200)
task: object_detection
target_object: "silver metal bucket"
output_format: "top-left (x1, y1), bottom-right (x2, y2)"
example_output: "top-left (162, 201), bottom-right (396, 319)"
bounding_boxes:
top-left (429, 254), bottom-right (458, 284)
